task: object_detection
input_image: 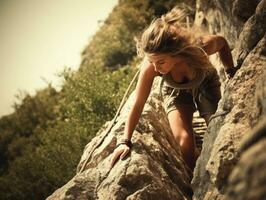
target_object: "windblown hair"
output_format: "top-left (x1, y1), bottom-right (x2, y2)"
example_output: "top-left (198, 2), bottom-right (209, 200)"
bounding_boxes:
top-left (135, 6), bottom-right (214, 71)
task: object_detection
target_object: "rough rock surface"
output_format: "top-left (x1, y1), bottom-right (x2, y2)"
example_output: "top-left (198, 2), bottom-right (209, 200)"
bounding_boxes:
top-left (225, 116), bottom-right (266, 200)
top-left (47, 78), bottom-right (196, 200)
top-left (192, 37), bottom-right (266, 199)
top-left (47, 0), bottom-right (266, 199)
top-left (192, 0), bottom-right (266, 199)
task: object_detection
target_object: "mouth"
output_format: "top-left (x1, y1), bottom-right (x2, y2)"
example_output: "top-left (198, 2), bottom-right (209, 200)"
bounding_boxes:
top-left (158, 70), bottom-right (167, 74)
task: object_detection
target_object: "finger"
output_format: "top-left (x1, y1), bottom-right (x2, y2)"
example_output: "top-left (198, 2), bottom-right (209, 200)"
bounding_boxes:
top-left (120, 148), bottom-right (129, 160)
top-left (110, 154), bottom-right (118, 168)
top-left (110, 151), bottom-right (121, 168)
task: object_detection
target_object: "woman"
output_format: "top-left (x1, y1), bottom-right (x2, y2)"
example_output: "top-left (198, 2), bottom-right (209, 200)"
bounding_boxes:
top-left (109, 7), bottom-right (238, 171)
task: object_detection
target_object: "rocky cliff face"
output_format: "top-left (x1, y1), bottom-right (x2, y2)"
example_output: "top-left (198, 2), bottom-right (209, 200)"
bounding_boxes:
top-left (192, 0), bottom-right (266, 199)
top-left (47, 0), bottom-right (266, 199)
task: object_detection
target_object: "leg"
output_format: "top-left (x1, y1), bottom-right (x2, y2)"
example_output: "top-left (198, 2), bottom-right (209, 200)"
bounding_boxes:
top-left (167, 106), bottom-right (198, 171)
top-left (196, 67), bottom-right (221, 126)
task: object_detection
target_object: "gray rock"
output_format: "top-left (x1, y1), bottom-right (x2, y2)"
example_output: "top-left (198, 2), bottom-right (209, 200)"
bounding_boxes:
top-left (234, 0), bottom-right (266, 66)
top-left (225, 117), bottom-right (266, 200)
top-left (232, 0), bottom-right (261, 21)
top-left (191, 1), bottom-right (266, 198)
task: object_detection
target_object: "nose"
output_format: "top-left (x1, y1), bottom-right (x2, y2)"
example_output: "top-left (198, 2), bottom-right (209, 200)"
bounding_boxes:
top-left (153, 63), bottom-right (161, 72)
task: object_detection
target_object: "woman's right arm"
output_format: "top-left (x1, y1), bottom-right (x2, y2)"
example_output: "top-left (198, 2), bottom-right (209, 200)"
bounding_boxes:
top-left (123, 58), bottom-right (158, 141)
top-left (110, 58), bottom-right (158, 168)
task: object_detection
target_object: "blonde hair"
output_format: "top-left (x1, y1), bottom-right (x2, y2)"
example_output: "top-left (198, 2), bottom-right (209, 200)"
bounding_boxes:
top-left (135, 6), bottom-right (214, 72)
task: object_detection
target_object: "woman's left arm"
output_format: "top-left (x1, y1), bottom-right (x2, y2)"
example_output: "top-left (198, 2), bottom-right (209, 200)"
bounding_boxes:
top-left (200, 35), bottom-right (239, 77)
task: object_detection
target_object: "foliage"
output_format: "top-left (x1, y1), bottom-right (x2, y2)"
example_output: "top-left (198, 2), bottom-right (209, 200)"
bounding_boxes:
top-left (80, 0), bottom-right (179, 70)
top-left (0, 120), bottom-right (83, 200)
top-left (0, 85), bottom-right (61, 174)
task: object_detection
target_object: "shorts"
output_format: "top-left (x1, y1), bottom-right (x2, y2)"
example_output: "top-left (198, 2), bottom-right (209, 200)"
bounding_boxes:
top-left (161, 68), bottom-right (221, 117)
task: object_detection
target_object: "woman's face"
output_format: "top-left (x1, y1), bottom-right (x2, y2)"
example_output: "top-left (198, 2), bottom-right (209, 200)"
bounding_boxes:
top-left (146, 53), bottom-right (183, 74)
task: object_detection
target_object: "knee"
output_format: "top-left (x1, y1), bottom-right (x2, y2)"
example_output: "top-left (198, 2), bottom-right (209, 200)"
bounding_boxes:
top-left (173, 130), bottom-right (191, 145)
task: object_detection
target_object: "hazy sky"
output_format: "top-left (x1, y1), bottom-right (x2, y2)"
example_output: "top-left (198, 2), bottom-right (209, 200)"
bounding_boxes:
top-left (0, 0), bottom-right (118, 117)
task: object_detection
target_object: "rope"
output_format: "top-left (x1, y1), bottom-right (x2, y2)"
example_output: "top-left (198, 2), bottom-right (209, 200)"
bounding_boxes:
top-left (208, 110), bottom-right (230, 123)
top-left (77, 67), bottom-right (141, 174)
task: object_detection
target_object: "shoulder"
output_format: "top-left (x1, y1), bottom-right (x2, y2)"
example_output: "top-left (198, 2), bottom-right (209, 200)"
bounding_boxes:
top-left (196, 35), bottom-right (227, 55)
top-left (139, 57), bottom-right (161, 77)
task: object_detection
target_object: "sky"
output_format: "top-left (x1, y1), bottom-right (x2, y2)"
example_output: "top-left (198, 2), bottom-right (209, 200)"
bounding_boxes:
top-left (0, 0), bottom-right (118, 117)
